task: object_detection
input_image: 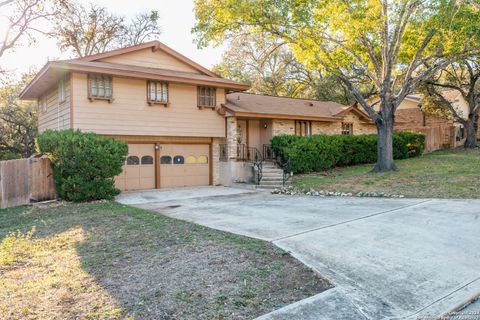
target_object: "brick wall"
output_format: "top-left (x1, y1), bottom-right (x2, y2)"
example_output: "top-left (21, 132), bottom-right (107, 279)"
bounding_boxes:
top-left (395, 108), bottom-right (451, 130)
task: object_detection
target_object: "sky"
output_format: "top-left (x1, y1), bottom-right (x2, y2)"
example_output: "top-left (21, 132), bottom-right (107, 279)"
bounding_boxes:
top-left (0, 0), bottom-right (225, 76)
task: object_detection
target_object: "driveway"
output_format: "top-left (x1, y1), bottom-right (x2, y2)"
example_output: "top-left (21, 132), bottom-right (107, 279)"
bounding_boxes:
top-left (117, 187), bottom-right (480, 319)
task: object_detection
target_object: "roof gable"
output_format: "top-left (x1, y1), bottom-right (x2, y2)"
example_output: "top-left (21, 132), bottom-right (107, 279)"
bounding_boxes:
top-left (79, 41), bottom-right (219, 77)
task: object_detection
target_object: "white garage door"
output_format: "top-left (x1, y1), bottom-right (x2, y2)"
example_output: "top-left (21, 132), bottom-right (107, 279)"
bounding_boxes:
top-left (160, 144), bottom-right (210, 188)
top-left (116, 144), bottom-right (155, 191)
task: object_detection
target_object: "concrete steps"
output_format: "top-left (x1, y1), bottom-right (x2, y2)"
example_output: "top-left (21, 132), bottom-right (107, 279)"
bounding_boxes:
top-left (256, 162), bottom-right (288, 190)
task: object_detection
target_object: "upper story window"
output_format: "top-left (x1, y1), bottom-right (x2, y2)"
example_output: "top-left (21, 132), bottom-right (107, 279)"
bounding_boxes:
top-left (197, 86), bottom-right (216, 109)
top-left (342, 122), bottom-right (353, 135)
top-left (147, 81), bottom-right (168, 105)
top-left (58, 79), bottom-right (66, 103)
top-left (295, 121), bottom-right (312, 137)
top-left (88, 74), bottom-right (113, 102)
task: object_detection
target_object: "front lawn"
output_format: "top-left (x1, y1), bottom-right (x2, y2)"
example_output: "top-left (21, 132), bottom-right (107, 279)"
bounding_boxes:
top-left (294, 148), bottom-right (480, 199)
top-left (0, 202), bottom-right (330, 320)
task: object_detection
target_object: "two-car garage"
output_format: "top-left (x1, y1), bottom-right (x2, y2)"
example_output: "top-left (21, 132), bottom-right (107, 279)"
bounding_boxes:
top-left (115, 142), bottom-right (211, 191)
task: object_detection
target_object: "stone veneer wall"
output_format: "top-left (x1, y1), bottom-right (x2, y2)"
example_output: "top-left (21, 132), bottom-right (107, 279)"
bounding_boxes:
top-left (211, 137), bottom-right (226, 185)
top-left (271, 114), bottom-right (376, 137)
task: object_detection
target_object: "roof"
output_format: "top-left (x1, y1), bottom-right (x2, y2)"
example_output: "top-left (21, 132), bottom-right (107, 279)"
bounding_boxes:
top-left (20, 41), bottom-right (249, 100)
top-left (78, 41), bottom-right (219, 78)
top-left (403, 90), bottom-right (460, 104)
top-left (223, 93), bottom-right (373, 122)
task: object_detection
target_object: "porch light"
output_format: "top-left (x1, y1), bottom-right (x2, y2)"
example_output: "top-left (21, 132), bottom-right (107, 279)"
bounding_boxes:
top-left (263, 122), bottom-right (268, 129)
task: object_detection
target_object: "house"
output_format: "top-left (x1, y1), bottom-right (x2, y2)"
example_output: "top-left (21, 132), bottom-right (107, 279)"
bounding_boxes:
top-left (368, 91), bottom-right (477, 151)
top-left (20, 41), bottom-right (375, 191)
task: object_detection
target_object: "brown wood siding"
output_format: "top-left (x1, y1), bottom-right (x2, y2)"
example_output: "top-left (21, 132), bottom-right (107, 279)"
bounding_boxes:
top-left (38, 78), bottom-right (71, 132)
top-left (98, 48), bottom-right (201, 73)
top-left (72, 73), bottom-right (226, 137)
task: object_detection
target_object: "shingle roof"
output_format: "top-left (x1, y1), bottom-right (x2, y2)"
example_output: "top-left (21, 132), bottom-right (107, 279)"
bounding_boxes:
top-left (20, 60), bottom-right (249, 99)
top-left (223, 93), bottom-right (349, 121)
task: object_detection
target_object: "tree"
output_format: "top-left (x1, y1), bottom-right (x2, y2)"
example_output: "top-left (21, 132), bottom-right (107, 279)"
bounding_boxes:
top-left (0, 0), bottom-right (61, 61)
top-left (215, 34), bottom-right (356, 103)
top-left (52, 1), bottom-right (161, 57)
top-left (215, 34), bottom-right (317, 98)
top-left (421, 59), bottom-right (480, 148)
top-left (0, 74), bottom-right (37, 160)
top-left (193, 0), bottom-right (480, 171)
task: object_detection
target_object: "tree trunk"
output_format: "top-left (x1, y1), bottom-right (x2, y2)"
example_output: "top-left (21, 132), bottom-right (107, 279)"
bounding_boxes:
top-left (373, 119), bottom-right (397, 172)
top-left (464, 119), bottom-right (478, 149)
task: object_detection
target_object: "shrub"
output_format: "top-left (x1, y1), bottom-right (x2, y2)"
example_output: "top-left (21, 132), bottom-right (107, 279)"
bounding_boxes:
top-left (37, 130), bottom-right (128, 202)
top-left (271, 131), bottom-right (425, 174)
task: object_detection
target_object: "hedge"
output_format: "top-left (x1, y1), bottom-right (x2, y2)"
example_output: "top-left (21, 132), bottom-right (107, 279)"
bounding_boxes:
top-left (37, 129), bottom-right (128, 202)
top-left (271, 131), bottom-right (425, 174)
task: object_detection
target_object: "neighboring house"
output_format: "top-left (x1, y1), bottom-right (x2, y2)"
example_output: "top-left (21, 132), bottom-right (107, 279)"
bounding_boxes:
top-left (369, 90), bottom-right (477, 151)
top-left (20, 41), bottom-right (375, 191)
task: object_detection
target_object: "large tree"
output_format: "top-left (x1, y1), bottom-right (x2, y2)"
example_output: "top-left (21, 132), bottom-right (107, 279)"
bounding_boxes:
top-left (52, 1), bottom-right (161, 57)
top-left (422, 59), bottom-right (480, 148)
top-left (215, 34), bottom-right (317, 98)
top-left (193, 0), bottom-right (479, 171)
top-left (215, 34), bottom-right (356, 103)
top-left (0, 0), bottom-right (61, 62)
top-left (0, 74), bottom-right (37, 160)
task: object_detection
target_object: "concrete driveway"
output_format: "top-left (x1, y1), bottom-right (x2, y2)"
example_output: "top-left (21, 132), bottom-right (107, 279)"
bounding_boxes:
top-left (117, 187), bottom-right (480, 320)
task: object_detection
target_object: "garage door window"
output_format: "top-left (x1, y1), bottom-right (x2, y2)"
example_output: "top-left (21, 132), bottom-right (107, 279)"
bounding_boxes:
top-left (141, 155), bottom-right (154, 165)
top-left (186, 155), bottom-right (196, 164)
top-left (173, 155), bottom-right (184, 164)
top-left (197, 155), bottom-right (208, 164)
top-left (127, 156), bottom-right (139, 165)
top-left (160, 156), bottom-right (172, 164)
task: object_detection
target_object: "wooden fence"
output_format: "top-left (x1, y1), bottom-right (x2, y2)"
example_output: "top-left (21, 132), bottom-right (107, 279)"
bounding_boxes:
top-left (0, 157), bottom-right (56, 209)
top-left (409, 125), bottom-right (456, 153)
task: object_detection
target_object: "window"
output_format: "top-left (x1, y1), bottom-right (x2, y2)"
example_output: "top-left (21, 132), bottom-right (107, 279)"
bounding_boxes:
top-left (186, 155), bottom-right (196, 164)
top-left (58, 79), bottom-right (66, 102)
top-left (197, 86), bottom-right (216, 108)
top-left (197, 155), bottom-right (208, 164)
top-left (88, 74), bottom-right (113, 101)
top-left (341, 122), bottom-right (353, 135)
top-left (295, 121), bottom-right (312, 136)
top-left (173, 155), bottom-right (184, 164)
top-left (127, 156), bottom-right (139, 165)
top-left (160, 156), bottom-right (172, 164)
top-left (147, 81), bottom-right (168, 105)
top-left (141, 155), bottom-right (154, 165)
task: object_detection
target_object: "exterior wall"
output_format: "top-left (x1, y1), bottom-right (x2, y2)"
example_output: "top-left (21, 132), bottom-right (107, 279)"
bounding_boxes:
top-left (98, 48), bottom-right (201, 73)
top-left (272, 119), bottom-right (295, 136)
top-left (270, 112), bottom-right (375, 138)
top-left (342, 113), bottom-right (376, 135)
top-left (211, 137), bottom-right (226, 185)
top-left (312, 121), bottom-right (340, 135)
top-left (38, 77), bottom-right (71, 132)
top-left (71, 73), bottom-right (226, 137)
top-left (395, 108), bottom-right (451, 130)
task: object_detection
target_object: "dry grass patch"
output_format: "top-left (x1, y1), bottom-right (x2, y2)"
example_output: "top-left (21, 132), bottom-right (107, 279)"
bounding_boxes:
top-left (0, 202), bottom-right (330, 320)
top-left (294, 148), bottom-right (480, 199)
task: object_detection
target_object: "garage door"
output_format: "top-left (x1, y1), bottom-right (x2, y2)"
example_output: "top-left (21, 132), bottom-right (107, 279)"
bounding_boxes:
top-left (160, 144), bottom-right (210, 188)
top-left (115, 144), bottom-right (155, 191)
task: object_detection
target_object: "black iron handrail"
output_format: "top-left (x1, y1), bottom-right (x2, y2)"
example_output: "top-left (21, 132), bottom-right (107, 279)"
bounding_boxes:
top-left (273, 149), bottom-right (292, 186)
top-left (236, 144), bottom-right (263, 184)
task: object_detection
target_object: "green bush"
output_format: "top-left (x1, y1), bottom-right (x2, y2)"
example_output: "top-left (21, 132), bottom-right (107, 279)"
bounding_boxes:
top-left (271, 131), bottom-right (425, 173)
top-left (37, 129), bottom-right (128, 202)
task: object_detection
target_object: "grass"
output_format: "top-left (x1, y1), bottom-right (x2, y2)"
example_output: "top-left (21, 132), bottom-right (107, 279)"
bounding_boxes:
top-left (0, 201), bottom-right (330, 320)
top-left (294, 148), bottom-right (480, 199)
